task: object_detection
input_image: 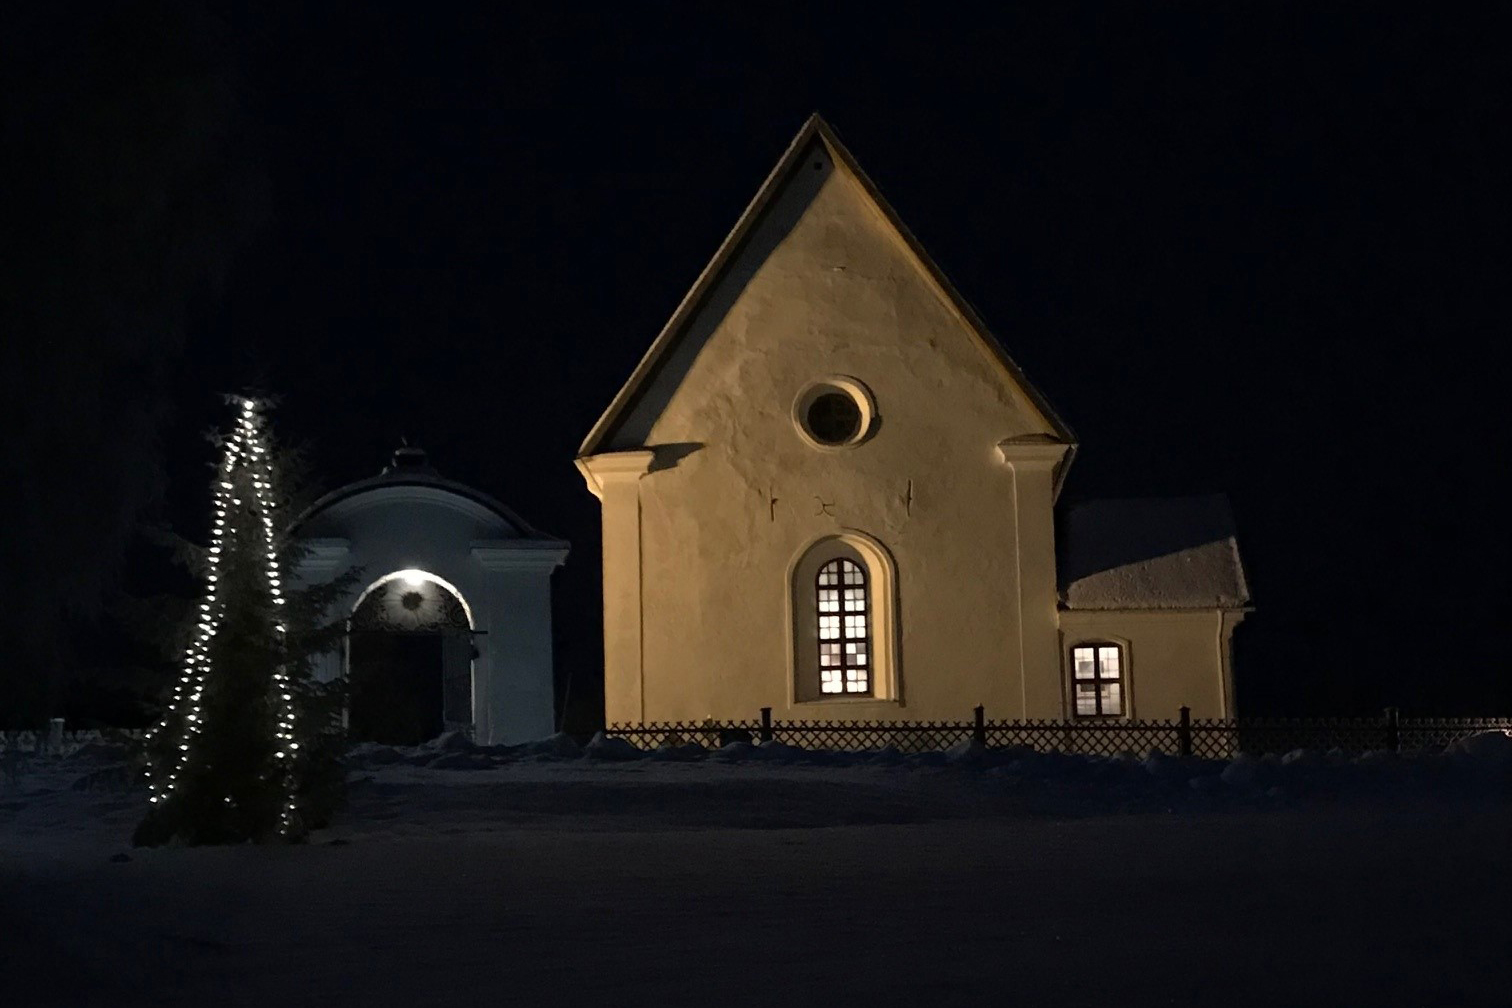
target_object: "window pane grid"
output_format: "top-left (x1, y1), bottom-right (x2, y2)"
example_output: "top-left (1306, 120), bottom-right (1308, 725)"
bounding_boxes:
top-left (817, 559), bottom-right (870, 695)
top-left (1070, 644), bottom-right (1124, 717)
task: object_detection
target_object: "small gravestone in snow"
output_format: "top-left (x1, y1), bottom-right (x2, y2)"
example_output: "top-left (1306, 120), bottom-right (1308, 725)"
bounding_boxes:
top-left (522, 733), bottom-right (581, 758)
top-left (1220, 754), bottom-right (1260, 788)
top-left (585, 732), bottom-right (642, 761)
top-left (429, 731), bottom-right (474, 753)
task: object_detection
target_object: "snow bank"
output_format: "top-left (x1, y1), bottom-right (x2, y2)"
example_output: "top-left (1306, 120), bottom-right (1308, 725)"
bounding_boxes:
top-left (325, 727), bottom-right (1512, 807)
top-left (1452, 729), bottom-right (1512, 767)
top-left (3, 771), bottom-right (1505, 1008)
top-left (73, 724), bottom-right (1506, 815)
top-left (647, 742), bottom-right (707, 762)
top-left (428, 730), bottom-right (474, 753)
top-left (584, 732), bottom-right (642, 760)
top-left (523, 733), bottom-right (582, 758)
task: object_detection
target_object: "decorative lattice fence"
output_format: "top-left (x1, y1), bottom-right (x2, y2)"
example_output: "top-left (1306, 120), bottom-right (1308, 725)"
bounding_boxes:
top-left (608, 707), bottom-right (1512, 759)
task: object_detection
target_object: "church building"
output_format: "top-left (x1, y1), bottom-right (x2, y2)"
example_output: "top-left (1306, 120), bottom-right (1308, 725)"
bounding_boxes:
top-left (578, 115), bottom-right (1250, 727)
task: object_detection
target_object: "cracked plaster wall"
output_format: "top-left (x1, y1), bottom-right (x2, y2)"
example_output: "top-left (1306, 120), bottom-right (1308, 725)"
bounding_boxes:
top-left (602, 143), bottom-right (1068, 723)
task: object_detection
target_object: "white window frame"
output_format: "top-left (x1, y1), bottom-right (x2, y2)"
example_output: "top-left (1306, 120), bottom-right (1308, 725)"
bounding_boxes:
top-left (1069, 642), bottom-right (1128, 719)
top-left (787, 531), bottom-right (899, 705)
top-left (815, 557), bottom-right (872, 696)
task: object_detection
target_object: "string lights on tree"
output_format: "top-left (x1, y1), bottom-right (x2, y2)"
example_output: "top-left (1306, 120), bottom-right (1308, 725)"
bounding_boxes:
top-left (137, 395), bottom-right (303, 844)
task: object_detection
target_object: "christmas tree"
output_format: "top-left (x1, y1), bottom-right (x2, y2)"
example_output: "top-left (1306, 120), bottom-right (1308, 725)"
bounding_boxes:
top-left (135, 395), bottom-right (343, 845)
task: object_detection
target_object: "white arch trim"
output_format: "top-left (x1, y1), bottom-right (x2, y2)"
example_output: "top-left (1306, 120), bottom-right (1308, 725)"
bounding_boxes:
top-left (351, 568), bottom-right (477, 629)
top-left (785, 529), bottom-right (902, 706)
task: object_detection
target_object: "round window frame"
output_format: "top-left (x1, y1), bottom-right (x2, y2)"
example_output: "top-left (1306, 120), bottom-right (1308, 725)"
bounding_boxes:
top-left (792, 377), bottom-right (877, 451)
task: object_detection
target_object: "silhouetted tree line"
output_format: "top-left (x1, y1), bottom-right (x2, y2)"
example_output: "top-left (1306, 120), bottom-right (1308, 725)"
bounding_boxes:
top-left (0, 2), bottom-right (268, 725)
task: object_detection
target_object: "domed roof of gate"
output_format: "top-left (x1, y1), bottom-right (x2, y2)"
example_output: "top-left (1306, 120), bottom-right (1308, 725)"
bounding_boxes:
top-left (294, 443), bottom-right (561, 542)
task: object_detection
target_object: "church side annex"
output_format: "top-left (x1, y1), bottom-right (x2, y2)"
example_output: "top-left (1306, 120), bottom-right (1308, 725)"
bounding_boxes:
top-left (578, 114), bottom-right (1250, 726)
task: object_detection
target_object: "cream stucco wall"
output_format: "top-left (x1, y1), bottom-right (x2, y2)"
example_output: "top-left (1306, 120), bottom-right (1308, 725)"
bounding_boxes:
top-left (1057, 609), bottom-right (1247, 720)
top-left (583, 138), bottom-right (1075, 725)
top-left (582, 124), bottom-right (1243, 729)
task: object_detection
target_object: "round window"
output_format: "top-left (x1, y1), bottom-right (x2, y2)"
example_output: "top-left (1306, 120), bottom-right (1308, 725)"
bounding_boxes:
top-left (793, 378), bottom-right (876, 449)
top-left (806, 392), bottom-right (861, 445)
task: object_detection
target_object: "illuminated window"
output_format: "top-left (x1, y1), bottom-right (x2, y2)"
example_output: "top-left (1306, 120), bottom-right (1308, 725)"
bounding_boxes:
top-left (816, 558), bottom-right (870, 694)
top-left (1070, 643), bottom-right (1124, 717)
top-left (791, 534), bottom-right (895, 704)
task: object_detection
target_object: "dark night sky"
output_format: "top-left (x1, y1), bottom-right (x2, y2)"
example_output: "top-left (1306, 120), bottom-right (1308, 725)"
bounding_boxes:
top-left (30, 5), bottom-right (1509, 718)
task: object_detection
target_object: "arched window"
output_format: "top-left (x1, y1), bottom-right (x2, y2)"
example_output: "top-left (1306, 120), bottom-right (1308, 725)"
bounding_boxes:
top-left (791, 533), bottom-right (897, 703)
top-left (816, 558), bottom-right (870, 694)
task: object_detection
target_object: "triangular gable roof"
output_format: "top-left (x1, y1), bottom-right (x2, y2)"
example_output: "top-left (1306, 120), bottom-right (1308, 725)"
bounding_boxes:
top-left (578, 113), bottom-right (1077, 462)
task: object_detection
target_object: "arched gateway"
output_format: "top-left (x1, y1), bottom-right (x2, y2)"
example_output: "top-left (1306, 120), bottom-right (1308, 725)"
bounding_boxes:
top-left (348, 569), bottom-right (474, 745)
top-left (291, 446), bottom-right (568, 745)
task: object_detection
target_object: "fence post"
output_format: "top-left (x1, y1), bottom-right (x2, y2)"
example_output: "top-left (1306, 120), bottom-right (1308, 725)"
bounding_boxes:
top-left (1384, 706), bottom-right (1399, 753)
top-left (973, 705), bottom-right (986, 747)
top-left (1177, 706), bottom-right (1192, 758)
top-left (759, 707), bottom-right (773, 743)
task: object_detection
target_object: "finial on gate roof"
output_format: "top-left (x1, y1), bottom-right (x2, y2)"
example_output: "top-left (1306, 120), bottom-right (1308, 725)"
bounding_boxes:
top-left (384, 440), bottom-right (437, 477)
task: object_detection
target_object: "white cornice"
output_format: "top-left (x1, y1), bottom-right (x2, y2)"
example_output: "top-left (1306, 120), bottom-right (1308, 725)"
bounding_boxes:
top-left (996, 439), bottom-right (1072, 468)
top-left (293, 538), bottom-right (351, 577)
top-left (574, 450), bottom-right (656, 500)
top-left (472, 542), bottom-right (570, 572)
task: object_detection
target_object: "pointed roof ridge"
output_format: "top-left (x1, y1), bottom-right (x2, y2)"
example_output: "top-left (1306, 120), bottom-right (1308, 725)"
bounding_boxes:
top-left (578, 113), bottom-right (1077, 465)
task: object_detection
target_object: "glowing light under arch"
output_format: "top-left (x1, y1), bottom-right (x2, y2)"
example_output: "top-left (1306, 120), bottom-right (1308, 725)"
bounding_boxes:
top-left (352, 568), bottom-right (475, 629)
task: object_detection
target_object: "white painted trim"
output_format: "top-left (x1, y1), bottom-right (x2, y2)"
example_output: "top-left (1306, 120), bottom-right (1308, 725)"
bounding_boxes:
top-left (1063, 635), bottom-right (1135, 721)
top-left (791, 375), bottom-right (879, 451)
top-left (346, 568), bottom-right (478, 739)
top-left (471, 545), bottom-right (570, 572)
top-left (575, 450), bottom-right (656, 500)
top-left (351, 568), bottom-right (477, 629)
top-left (295, 538), bottom-right (352, 577)
top-left (1218, 609), bottom-right (1248, 719)
top-left (996, 439), bottom-right (1071, 467)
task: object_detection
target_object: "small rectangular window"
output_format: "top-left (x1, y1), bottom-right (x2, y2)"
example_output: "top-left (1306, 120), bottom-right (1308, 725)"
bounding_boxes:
top-left (1070, 644), bottom-right (1125, 717)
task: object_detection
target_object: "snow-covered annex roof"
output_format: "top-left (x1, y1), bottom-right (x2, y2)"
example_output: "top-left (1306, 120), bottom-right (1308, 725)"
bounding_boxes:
top-left (1058, 495), bottom-right (1250, 611)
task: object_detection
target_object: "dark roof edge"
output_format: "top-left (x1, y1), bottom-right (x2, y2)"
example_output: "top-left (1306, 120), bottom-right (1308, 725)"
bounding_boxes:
top-left (578, 112), bottom-right (1077, 475)
top-left (291, 475), bottom-right (566, 546)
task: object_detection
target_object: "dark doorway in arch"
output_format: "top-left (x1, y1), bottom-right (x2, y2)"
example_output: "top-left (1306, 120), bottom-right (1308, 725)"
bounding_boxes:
top-left (347, 574), bottom-right (473, 745)
top-left (348, 633), bottom-right (443, 745)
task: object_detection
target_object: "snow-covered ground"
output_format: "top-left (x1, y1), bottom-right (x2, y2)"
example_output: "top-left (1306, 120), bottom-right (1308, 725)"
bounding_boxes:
top-left (3, 737), bottom-right (1508, 1007)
